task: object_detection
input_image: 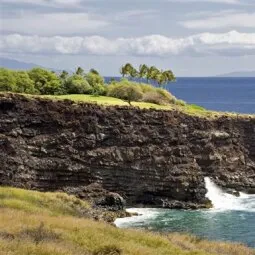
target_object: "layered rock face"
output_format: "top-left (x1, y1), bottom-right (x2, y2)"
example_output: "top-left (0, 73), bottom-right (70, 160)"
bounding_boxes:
top-left (0, 94), bottom-right (254, 208)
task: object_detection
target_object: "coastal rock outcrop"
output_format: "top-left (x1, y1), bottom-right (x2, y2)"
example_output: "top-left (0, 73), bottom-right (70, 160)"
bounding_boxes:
top-left (0, 94), bottom-right (254, 208)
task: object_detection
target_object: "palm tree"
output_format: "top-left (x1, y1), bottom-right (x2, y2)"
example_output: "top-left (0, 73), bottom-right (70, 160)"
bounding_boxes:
top-left (60, 70), bottom-right (68, 80)
top-left (156, 71), bottom-right (168, 87)
top-left (75, 67), bottom-right (84, 76)
top-left (90, 68), bottom-right (99, 75)
top-left (120, 65), bottom-right (127, 78)
top-left (138, 64), bottom-right (148, 82)
top-left (130, 67), bottom-right (138, 81)
top-left (163, 70), bottom-right (176, 83)
top-left (147, 66), bottom-right (160, 85)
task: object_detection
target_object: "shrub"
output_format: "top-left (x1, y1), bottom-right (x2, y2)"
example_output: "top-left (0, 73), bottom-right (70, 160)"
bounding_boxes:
top-left (0, 68), bottom-right (16, 92)
top-left (64, 75), bottom-right (92, 94)
top-left (14, 71), bottom-right (36, 94)
top-left (142, 87), bottom-right (178, 105)
top-left (86, 72), bottom-right (107, 95)
top-left (139, 83), bottom-right (155, 94)
top-left (143, 91), bottom-right (167, 105)
top-left (28, 68), bottom-right (61, 95)
top-left (107, 80), bottom-right (143, 105)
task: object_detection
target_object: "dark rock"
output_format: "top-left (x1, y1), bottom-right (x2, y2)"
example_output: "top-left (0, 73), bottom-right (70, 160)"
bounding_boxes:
top-left (0, 93), bottom-right (254, 209)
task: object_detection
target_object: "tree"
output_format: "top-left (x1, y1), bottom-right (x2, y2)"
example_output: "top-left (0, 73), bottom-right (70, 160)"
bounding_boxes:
top-left (75, 67), bottom-right (84, 76)
top-left (130, 67), bottom-right (138, 81)
top-left (28, 68), bottom-right (61, 95)
top-left (89, 68), bottom-right (99, 75)
top-left (0, 68), bottom-right (16, 92)
top-left (64, 74), bottom-right (92, 94)
top-left (14, 71), bottom-right (35, 93)
top-left (107, 80), bottom-right (143, 105)
top-left (147, 66), bottom-right (160, 84)
top-left (121, 63), bottom-right (135, 80)
top-left (60, 70), bottom-right (69, 81)
top-left (163, 70), bottom-right (176, 83)
top-left (120, 65), bottom-right (126, 78)
top-left (85, 72), bottom-right (106, 95)
top-left (138, 64), bottom-right (148, 81)
top-left (156, 72), bottom-right (167, 87)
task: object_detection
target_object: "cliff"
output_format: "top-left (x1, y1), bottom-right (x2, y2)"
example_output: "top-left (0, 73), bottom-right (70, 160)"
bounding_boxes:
top-left (0, 93), bottom-right (254, 209)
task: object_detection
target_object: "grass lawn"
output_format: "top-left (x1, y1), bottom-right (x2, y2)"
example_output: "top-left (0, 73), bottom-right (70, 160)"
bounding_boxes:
top-left (38, 94), bottom-right (253, 118)
top-left (1, 92), bottom-right (254, 118)
top-left (0, 187), bottom-right (254, 255)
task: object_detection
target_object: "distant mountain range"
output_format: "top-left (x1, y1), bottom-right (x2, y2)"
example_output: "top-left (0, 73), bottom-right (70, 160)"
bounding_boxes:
top-left (0, 57), bottom-right (64, 73)
top-left (216, 71), bottom-right (255, 77)
top-left (1, 57), bottom-right (255, 78)
top-left (0, 57), bottom-right (42, 70)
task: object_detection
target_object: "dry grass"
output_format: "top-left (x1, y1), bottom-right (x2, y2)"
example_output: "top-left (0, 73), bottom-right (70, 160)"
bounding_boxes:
top-left (0, 187), bottom-right (254, 255)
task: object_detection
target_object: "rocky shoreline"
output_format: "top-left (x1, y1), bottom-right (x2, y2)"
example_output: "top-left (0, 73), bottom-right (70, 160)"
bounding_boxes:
top-left (0, 93), bottom-right (254, 210)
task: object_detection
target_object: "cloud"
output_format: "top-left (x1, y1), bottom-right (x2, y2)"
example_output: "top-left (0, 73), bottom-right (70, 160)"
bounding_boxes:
top-left (2, 12), bottom-right (109, 36)
top-left (182, 12), bottom-right (255, 29)
top-left (168, 0), bottom-right (241, 3)
top-left (1, 31), bottom-right (255, 57)
top-left (1, 0), bottom-right (82, 6)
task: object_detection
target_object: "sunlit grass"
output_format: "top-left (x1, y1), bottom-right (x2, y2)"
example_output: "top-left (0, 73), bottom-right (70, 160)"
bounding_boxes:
top-left (0, 186), bottom-right (90, 217)
top-left (1, 92), bottom-right (254, 118)
top-left (0, 187), bottom-right (254, 255)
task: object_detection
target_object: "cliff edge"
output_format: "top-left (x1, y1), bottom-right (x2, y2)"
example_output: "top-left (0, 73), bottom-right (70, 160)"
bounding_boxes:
top-left (0, 93), bottom-right (254, 209)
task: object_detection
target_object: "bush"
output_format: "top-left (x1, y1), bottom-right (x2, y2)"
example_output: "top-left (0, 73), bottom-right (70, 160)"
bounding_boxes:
top-left (107, 80), bottom-right (143, 105)
top-left (64, 75), bottom-right (92, 94)
top-left (143, 91), bottom-right (167, 105)
top-left (0, 68), bottom-right (16, 92)
top-left (86, 72), bottom-right (107, 95)
top-left (14, 71), bottom-right (36, 94)
top-left (138, 83), bottom-right (155, 94)
top-left (142, 87), bottom-right (178, 105)
top-left (28, 68), bottom-right (61, 95)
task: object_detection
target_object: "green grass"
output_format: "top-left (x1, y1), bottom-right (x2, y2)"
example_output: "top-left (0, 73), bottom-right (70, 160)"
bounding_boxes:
top-left (33, 94), bottom-right (254, 118)
top-left (1, 92), bottom-right (254, 118)
top-left (0, 187), bottom-right (254, 255)
top-left (0, 186), bottom-right (90, 217)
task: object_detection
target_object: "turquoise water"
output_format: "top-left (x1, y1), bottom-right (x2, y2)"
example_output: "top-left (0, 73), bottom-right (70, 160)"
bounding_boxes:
top-left (115, 179), bottom-right (255, 248)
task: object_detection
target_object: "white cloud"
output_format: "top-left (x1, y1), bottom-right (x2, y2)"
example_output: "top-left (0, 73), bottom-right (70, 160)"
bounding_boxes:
top-left (1, 31), bottom-right (255, 57)
top-left (1, 0), bottom-right (82, 6)
top-left (182, 12), bottom-right (255, 29)
top-left (168, 0), bottom-right (242, 4)
top-left (2, 12), bottom-right (109, 36)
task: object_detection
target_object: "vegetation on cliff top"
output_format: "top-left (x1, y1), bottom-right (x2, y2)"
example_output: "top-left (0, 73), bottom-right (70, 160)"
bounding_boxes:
top-left (0, 65), bottom-right (182, 107)
top-left (0, 187), bottom-right (254, 255)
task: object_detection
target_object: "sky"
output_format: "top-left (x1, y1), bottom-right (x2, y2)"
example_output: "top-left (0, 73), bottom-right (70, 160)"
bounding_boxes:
top-left (0, 0), bottom-right (255, 76)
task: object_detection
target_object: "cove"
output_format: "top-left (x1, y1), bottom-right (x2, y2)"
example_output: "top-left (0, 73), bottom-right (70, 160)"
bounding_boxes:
top-left (115, 178), bottom-right (255, 248)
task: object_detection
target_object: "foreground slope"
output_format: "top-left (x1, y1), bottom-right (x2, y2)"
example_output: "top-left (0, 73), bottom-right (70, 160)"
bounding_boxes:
top-left (0, 187), bottom-right (254, 255)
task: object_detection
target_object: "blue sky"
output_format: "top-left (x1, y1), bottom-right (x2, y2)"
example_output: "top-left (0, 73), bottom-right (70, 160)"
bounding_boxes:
top-left (1, 0), bottom-right (255, 76)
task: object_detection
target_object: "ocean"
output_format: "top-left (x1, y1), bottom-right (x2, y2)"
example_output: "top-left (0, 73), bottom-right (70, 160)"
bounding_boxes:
top-left (105, 77), bottom-right (255, 114)
top-left (167, 77), bottom-right (255, 114)
top-left (115, 178), bottom-right (255, 248)
top-left (112, 77), bottom-right (255, 247)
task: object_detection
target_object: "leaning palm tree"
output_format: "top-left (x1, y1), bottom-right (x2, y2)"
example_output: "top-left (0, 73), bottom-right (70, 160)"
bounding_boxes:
top-left (163, 70), bottom-right (176, 83)
top-left (156, 71), bottom-right (168, 87)
top-left (90, 68), bottom-right (99, 75)
top-left (138, 64), bottom-right (148, 82)
top-left (120, 63), bottom-right (134, 79)
top-left (75, 67), bottom-right (84, 76)
top-left (147, 66), bottom-right (160, 85)
top-left (120, 65), bottom-right (126, 78)
top-left (59, 70), bottom-right (69, 81)
top-left (130, 68), bottom-right (138, 81)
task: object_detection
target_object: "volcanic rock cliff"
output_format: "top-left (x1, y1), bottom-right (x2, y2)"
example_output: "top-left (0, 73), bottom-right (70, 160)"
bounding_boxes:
top-left (0, 94), bottom-right (255, 209)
